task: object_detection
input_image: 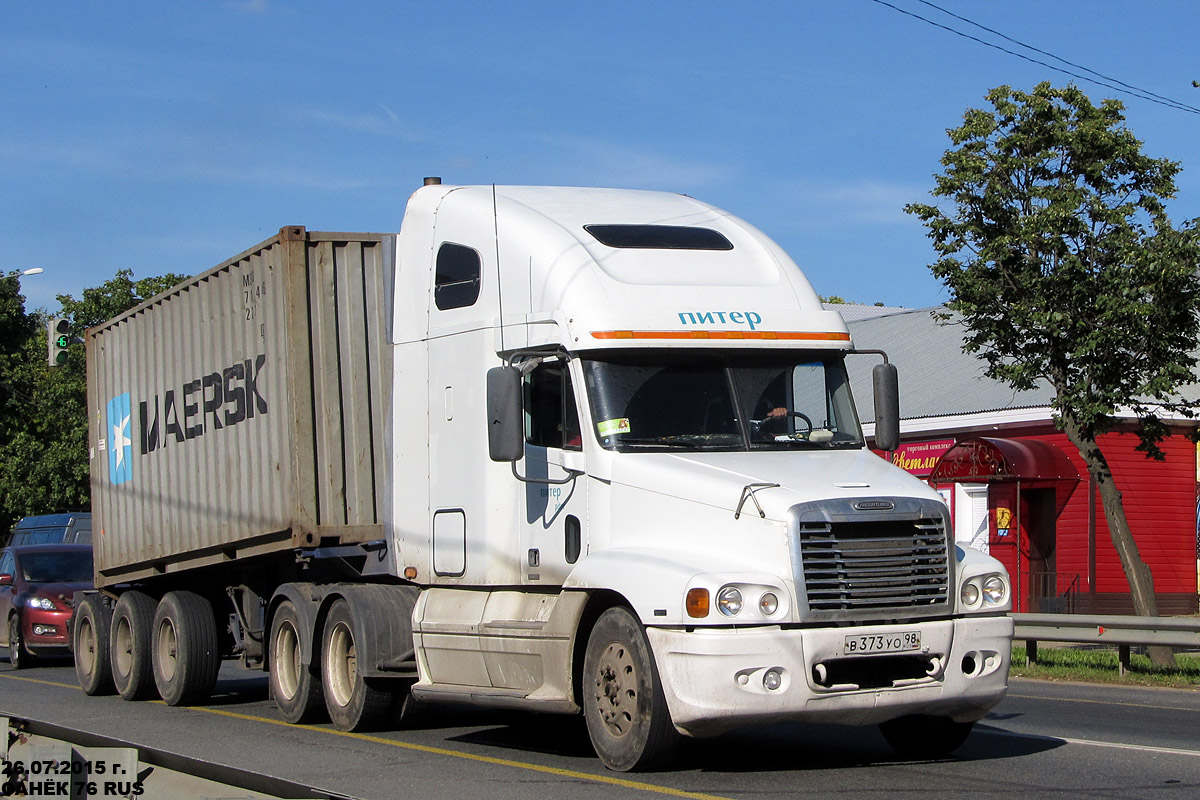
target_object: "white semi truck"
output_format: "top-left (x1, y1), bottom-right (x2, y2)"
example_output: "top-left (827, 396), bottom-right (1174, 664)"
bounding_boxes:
top-left (77, 180), bottom-right (1012, 771)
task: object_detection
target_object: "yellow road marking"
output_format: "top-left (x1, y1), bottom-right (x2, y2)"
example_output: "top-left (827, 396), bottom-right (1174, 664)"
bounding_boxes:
top-left (1, 672), bottom-right (732, 800)
top-left (0, 673), bottom-right (75, 689)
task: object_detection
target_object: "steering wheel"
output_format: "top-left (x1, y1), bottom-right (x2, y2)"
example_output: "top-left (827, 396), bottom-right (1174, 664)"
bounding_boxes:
top-left (785, 411), bottom-right (813, 436)
top-left (752, 410), bottom-right (814, 439)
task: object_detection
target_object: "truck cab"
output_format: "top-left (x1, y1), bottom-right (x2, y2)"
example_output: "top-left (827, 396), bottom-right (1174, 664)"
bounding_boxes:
top-left (389, 184), bottom-right (1012, 769)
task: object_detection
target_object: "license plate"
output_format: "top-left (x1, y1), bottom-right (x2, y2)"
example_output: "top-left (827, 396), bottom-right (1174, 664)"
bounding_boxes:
top-left (843, 630), bottom-right (921, 656)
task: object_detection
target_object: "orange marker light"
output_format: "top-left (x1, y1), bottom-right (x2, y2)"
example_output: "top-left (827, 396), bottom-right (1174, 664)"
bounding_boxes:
top-left (686, 588), bottom-right (710, 618)
top-left (591, 330), bottom-right (850, 342)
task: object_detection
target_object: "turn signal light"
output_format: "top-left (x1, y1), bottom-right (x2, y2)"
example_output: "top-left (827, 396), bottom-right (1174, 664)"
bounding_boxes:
top-left (686, 588), bottom-right (710, 618)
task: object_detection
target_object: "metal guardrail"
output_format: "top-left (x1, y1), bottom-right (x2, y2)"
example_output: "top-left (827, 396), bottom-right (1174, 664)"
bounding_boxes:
top-left (1011, 612), bottom-right (1200, 675)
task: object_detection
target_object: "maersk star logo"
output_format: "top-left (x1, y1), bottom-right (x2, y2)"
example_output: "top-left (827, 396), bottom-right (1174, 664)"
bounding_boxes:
top-left (107, 393), bottom-right (133, 485)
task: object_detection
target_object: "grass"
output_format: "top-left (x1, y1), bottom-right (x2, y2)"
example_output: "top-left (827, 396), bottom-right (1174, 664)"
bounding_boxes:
top-left (1009, 643), bottom-right (1200, 688)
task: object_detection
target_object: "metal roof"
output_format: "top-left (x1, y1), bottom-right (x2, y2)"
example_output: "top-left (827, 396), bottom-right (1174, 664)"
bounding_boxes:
top-left (824, 303), bottom-right (913, 323)
top-left (844, 305), bottom-right (1200, 424)
top-left (846, 307), bottom-right (1053, 422)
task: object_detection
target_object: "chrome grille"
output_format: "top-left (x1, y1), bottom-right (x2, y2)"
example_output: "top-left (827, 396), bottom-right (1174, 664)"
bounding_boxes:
top-left (796, 514), bottom-right (950, 613)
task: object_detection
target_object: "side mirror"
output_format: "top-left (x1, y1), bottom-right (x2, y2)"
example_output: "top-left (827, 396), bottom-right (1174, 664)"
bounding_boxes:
top-left (487, 366), bottom-right (524, 462)
top-left (872, 362), bottom-right (900, 452)
top-left (0, 574), bottom-right (12, 587)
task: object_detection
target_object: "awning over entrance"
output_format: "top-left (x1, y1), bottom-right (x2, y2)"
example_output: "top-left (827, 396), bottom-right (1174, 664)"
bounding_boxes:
top-left (929, 436), bottom-right (1081, 485)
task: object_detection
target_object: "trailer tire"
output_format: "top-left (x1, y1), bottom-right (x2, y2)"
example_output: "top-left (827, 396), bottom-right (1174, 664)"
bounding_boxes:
top-left (321, 599), bottom-right (394, 731)
top-left (879, 715), bottom-right (975, 758)
top-left (7, 615), bottom-right (35, 670)
top-left (74, 594), bottom-right (115, 695)
top-left (582, 606), bottom-right (680, 772)
top-left (152, 591), bottom-right (220, 706)
top-left (270, 599), bottom-right (326, 723)
top-left (110, 591), bottom-right (157, 700)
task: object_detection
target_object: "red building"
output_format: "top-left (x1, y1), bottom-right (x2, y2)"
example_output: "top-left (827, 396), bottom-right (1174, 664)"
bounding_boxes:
top-left (845, 306), bottom-right (1199, 615)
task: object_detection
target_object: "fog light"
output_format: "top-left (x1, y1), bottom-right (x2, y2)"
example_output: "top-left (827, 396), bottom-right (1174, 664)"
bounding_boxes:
top-left (33, 624), bottom-right (57, 636)
top-left (763, 669), bottom-right (783, 691)
top-left (759, 592), bottom-right (779, 615)
top-left (716, 586), bottom-right (743, 617)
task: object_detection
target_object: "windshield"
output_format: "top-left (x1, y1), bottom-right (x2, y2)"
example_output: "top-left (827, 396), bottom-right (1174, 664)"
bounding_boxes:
top-left (580, 350), bottom-right (864, 452)
top-left (19, 550), bottom-right (93, 583)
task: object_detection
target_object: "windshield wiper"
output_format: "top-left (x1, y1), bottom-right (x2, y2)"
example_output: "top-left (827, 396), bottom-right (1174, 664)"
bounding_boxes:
top-left (615, 438), bottom-right (708, 450)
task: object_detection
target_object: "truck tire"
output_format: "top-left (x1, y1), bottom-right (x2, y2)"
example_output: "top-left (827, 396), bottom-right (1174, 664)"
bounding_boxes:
top-left (7, 615), bottom-right (35, 670)
top-left (879, 714), bottom-right (975, 758)
top-left (152, 591), bottom-right (220, 706)
top-left (321, 599), bottom-right (394, 731)
top-left (270, 599), bottom-right (326, 723)
top-left (110, 591), bottom-right (157, 700)
top-left (582, 606), bottom-right (680, 772)
top-left (74, 594), bottom-right (115, 695)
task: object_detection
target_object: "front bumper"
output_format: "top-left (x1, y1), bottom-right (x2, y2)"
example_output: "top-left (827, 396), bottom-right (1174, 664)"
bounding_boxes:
top-left (647, 614), bottom-right (1012, 737)
top-left (22, 609), bottom-right (73, 651)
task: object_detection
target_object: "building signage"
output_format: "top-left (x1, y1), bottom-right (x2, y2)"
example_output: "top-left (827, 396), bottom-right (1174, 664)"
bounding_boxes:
top-left (891, 439), bottom-right (955, 477)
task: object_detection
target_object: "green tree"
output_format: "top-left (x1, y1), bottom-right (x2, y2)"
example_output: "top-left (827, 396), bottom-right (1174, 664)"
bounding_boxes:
top-left (0, 269), bottom-right (186, 534)
top-left (0, 273), bottom-right (54, 533)
top-left (907, 83), bottom-right (1200, 649)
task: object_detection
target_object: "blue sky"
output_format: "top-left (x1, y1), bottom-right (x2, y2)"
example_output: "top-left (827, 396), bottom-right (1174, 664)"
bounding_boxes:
top-left (4, 0), bottom-right (1199, 313)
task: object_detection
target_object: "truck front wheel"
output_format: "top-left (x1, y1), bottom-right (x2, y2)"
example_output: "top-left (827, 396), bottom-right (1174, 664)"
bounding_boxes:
top-left (270, 600), bottom-right (325, 723)
top-left (110, 591), bottom-right (157, 700)
top-left (582, 606), bottom-right (680, 772)
top-left (878, 714), bottom-right (975, 758)
top-left (74, 594), bottom-right (114, 695)
top-left (152, 591), bottom-right (220, 706)
top-left (321, 599), bottom-right (394, 731)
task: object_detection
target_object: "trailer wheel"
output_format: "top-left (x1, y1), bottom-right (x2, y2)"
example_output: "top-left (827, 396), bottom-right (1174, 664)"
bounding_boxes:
top-left (152, 591), bottom-right (220, 706)
top-left (321, 599), bottom-right (394, 731)
top-left (7, 615), bottom-right (35, 670)
top-left (74, 594), bottom-right (115, 695)
top-left (582, 606), bottom-right (680, 772)
top-left (270, 600), bottom-right (326, 723)
top-left (879, 715), bottom-right (975, 758)
top-left (110, 591), bottom-right (157, 700)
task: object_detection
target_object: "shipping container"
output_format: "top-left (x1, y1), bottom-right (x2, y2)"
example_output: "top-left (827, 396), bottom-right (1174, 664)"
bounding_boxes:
top-left (86, 227), bottom-right (393, 586)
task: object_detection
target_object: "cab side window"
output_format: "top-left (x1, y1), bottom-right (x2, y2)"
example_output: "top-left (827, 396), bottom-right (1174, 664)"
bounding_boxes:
top-left (523, 362), bottom-right (582, 450)
top-left (434, 242), bottom-right (482, 310)
top-left (0, 552), bottom-right (14, 578)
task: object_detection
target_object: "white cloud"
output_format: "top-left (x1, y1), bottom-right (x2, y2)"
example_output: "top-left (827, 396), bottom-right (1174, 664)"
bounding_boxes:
top-left (225, 0), bottom-right (271, 14)
top-left (769, 177), bottom-right (928, 231)
top-left (532, 135), bottom-right (734, 190)
top-left (294, 106), bottom-right (422, 141)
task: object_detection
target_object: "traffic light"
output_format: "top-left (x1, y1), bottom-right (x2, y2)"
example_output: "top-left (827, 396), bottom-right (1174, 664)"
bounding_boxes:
top-left (47, 317), bottom-right (70, 367)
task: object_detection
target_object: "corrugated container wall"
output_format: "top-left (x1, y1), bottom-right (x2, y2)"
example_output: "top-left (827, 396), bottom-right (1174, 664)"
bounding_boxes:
top-left (86, 227), bottom-right (393, 586)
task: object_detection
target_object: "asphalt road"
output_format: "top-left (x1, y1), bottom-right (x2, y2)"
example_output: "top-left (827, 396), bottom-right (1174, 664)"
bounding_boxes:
top-left (2, 657), bottom-right (1199, 800)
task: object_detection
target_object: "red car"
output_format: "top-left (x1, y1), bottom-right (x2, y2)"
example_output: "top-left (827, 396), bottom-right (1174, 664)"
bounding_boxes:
top-left (0, 544), bottom-right (94, 669)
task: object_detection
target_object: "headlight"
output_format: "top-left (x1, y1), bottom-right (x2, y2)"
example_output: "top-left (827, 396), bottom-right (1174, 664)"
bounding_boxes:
top-left (27, 597), bottom-right (56, 610)
top-left (983, 574), bottom-right (1008, 605)
top-left (716, 586), bottom-right (743, 617)
top-left (960, 582), bottom-right (981, 608)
